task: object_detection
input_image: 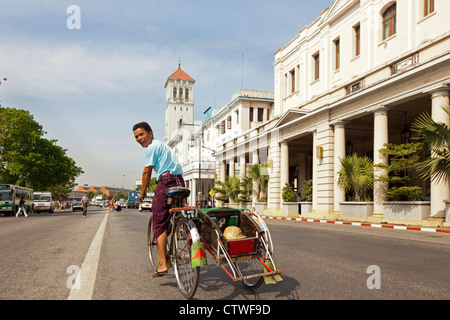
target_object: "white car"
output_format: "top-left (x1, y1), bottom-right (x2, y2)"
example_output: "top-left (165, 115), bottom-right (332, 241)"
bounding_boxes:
top-left (139, 199), bottom-right (152, 211)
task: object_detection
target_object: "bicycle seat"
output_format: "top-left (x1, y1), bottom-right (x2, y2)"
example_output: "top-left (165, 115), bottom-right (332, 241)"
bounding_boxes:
top-left (166, 187), bottom-right (191, 198)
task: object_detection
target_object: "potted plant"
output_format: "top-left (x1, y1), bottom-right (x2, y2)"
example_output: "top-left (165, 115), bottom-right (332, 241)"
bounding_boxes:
top-left (250, 164), bottom-right (269, 213)
top-left (376, 142), bottom-right (430, 221)
top-left (299, 179), bottom-right (313, 215)
top-left (237, 175), bottom-right (252, 209)
top-left (412, 105), bottom-right (450, 221)
top-left (337, 154), bottom-right (374, 218)
top-left (282, 183), bottom-right (299, 215)
top-left (212, 176), bottom-right (242, 207)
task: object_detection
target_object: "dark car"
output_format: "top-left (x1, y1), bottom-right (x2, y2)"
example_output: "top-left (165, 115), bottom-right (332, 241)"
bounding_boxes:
top-left (72, 201), bottom-right (83, 211)
top-left (126, 200), bottom-right (139, 209)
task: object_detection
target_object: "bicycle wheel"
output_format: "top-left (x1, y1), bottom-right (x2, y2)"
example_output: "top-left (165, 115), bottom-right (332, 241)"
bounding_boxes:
top-left (147, 215), bottom-right (159, 271)
top-left (172, 218), bottom-right (200, 299)
top-left (235, 258), bottom-right (264, 289)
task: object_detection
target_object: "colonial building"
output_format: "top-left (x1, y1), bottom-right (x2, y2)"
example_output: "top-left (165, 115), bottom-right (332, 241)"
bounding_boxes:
top-left (164, 63), bottom-right (195, 144)
top-left (214, 0), bottom-right (450, 225)
top-left (164, 64), bottom-right (216, 206)
top-left (208, 89), bottom-right (274, 207)
top-left (269, 0), bottom-right (450, 223)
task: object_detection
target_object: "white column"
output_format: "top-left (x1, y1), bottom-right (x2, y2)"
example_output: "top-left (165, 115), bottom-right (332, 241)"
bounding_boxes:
top-left (430, 90), bottom-right (450, 218)
top-left (252, 150), bottom-right (259, 206)
top-left (334, 121), bottom-right (346, 212)
top-left (280, 142), bottom-right (289, 193)
top-left (312, 131), bottom-right (318, 210)
top-left (239, 154), bottom-right (246, 180)
top-left (373, 108), bottom-right (389, 215)
top-left (220, 161), bottom-right (226, 183)
top-left (229, 160), bottom-right (235, 177)
top-left (239, 154), bottom-right (246, 204)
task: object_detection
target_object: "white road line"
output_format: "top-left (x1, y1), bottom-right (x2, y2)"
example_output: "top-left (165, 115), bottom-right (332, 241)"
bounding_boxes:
top-left (68, 213), bottom-right (109, 300)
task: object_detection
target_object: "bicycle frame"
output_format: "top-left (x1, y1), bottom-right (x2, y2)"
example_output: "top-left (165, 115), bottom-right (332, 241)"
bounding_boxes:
top-left (149, 188), bottom-right (283, 299)
top-left (195, 209), bottom-right (282, 284)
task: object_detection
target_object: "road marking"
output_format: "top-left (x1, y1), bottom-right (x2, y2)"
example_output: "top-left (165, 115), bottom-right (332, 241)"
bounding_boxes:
top-left (261, 215), bottom-right (450, 234)
top-left (68, 212), bottom-right (109, 300)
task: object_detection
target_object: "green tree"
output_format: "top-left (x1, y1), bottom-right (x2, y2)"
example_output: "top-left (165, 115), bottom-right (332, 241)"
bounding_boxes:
top-left (0, 107), bottom-right (83, 191)
top-left (113, 191), bottom-right (127, 201)
top-left (301, 179), bottom-right (313, 202)
top-left (249, 163), bottom-right (269, 202)
top-left (135, 177), bottom-right (156, 193)
top-left (412, 105), bottom-right (450, 185)
top-left (376, 142), bottom-right (423, 201)
top-left (282, 183), bottom-right (296, 202)
top-left (213, 176), bottom-right (242, 203)
top-left (338, 154), bottom-right (374, 201)
top-left (238, 175), bottom-right (253, 202)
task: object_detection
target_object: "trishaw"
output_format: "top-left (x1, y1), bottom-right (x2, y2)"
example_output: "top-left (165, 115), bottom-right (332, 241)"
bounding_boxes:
top-left (147, 187), bottom-right (282, 299)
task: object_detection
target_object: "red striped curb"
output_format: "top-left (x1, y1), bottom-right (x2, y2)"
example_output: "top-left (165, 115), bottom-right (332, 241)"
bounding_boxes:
top-left (260, 216), bottom-right (450, 234)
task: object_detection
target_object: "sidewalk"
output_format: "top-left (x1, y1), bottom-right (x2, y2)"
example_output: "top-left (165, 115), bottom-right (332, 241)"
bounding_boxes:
top-left (259, 209), bottom-right (450, 234)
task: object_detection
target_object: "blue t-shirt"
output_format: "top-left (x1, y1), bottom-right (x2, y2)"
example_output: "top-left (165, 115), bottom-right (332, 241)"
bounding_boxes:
top-left (145, 139), bottom-right (183, 181)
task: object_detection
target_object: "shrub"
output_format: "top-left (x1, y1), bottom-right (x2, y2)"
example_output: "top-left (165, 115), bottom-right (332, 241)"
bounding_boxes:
top-left (282, 183), bottom-right (297, 202)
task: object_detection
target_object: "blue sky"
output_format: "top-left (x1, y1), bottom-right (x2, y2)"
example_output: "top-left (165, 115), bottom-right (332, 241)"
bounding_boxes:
top-left (0, 0), bottom-right (333, 189)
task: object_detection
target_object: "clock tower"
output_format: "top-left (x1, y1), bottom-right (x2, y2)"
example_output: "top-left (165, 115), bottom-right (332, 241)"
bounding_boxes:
top-left (164, 63), bottom-right (195, 143)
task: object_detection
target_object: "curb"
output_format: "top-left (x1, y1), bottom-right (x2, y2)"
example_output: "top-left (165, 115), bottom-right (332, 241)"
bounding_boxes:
top-left (260, 215), bottom-right (450, 234)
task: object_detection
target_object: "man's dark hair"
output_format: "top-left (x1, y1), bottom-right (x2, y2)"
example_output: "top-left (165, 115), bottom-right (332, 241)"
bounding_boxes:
top-left (132, 122), bottom-right (152, 133)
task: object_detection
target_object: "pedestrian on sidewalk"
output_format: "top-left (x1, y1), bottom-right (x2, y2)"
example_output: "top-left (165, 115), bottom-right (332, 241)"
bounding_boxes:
top-left (81, 193), bottom-right (89, 218)
top-left (15, 195), bottom-right (28, 218)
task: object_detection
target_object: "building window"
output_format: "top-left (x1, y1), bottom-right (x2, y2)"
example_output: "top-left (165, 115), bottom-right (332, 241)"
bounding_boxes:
top-left (185, 88), bottom-right (189, 100)
top-left (257, 108), bottom-right (264, 122)
top-left (179, 88), bottom-right (183, 100)
top-left (354, 24), bottom-right (360, 57)
top-left (250, 107), bottom-right (254, 122)
top-left (173, 87), bottom-right (177, 99)
top-left (313, 52), bottom-right (320, 81)
top-left (220, 121), bottom-right (225, 134)
top-left (334, 38), bottom-right (340, 70)
top-left (424, 0), bottom-right (434, 17)
top-left (290, 68), bottom-right (296, 93)
top-left (227, 116), bottom-right (232, 130)
top-left (382, 3), bottom-right (396, 40)
top-left (235, 110), bottom-right (239, 124)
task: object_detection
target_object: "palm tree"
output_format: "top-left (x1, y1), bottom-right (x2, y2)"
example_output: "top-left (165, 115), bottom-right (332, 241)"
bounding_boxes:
top-left (411, 105), bottom-right (450, 184)
top-left (213, 176), bottom-right (242, 203)
top-left (249, 163), bottom-right (269, 202)
top-left (338, 154), bottom-right (374, 201)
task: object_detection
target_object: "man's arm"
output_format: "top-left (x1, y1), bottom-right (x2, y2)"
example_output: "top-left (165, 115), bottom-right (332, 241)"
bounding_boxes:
top-left (139, 166), bottom-right (153, 202)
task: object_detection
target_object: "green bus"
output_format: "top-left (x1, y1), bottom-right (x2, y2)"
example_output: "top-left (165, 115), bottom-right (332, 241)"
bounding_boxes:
top-left (0, 184), bottom-right (34, 216)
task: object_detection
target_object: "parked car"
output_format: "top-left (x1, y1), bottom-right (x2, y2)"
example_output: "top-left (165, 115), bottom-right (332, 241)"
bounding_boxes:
top-left (72, 201), bottom-right (83, 212)
top-left (139, 198), bottom-right (152, 211)
top-left (126, 200), bottom-right (139, 209)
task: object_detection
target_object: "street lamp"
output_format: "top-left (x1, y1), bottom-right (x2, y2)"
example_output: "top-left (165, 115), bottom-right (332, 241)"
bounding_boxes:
top-left (400, 112), bottom-right (411, 144)
top-left (190, 129), bottom-right (203, 208)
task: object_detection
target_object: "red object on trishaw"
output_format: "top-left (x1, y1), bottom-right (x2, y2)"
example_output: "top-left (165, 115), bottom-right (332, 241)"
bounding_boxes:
top-left (228, 239), bottom-right (255, 256)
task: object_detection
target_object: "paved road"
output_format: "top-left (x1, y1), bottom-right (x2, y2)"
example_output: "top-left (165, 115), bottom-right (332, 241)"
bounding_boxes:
top-left (1, 207), bottom-right (449, 301)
